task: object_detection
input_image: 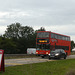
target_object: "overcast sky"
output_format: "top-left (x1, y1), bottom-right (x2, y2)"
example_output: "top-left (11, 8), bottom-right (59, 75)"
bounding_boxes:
top-left (0, 0), bottom-right (75, 41)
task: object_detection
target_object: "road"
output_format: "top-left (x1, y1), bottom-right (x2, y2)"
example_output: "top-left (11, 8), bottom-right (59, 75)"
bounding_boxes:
top-left (67, 55), bottom-right (75, 59)
top-left (5, 55), bottom-right (75, 67)
top-left (5, 57), bottom-right (55, 67)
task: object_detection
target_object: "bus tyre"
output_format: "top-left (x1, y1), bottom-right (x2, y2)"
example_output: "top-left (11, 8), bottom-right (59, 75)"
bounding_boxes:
top-left (41, 56), bottom-right (44, 58)
top-left (48, 56), bottom-right (51, 60)
top-left (49, 57), bottom-right (51, 60)
top-left (64, 56), bottom-right (66, 59)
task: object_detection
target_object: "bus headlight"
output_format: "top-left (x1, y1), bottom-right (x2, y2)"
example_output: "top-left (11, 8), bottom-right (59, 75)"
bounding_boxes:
top-left (46, 52), bottom-right (48, 54)
top-left (36, 52), bottom-right (38, 54)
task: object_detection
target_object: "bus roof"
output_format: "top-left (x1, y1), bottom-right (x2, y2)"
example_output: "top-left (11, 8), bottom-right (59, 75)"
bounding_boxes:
top-left (37, 31), bottom-right (70, 37)
top-left (51, 32), bottom-right (70, 37)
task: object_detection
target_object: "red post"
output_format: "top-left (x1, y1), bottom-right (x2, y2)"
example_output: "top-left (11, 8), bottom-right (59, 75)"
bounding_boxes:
top-left (0, 50), bottom-right (5, 72)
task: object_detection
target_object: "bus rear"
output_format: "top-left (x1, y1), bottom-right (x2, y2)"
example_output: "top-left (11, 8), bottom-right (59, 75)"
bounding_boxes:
top-left (36, 31), bottom-right (50, 58)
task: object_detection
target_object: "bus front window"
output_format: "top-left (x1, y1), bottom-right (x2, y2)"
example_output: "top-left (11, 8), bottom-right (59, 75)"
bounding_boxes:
top-left (36, 44), bottom-right (50, 50)
top-left (37, 32), bottom-right (49, 38)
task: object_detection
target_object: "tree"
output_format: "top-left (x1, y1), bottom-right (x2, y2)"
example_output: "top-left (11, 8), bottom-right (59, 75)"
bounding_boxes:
top-left (0, 36), bottom-right (17, 54)
top-left (20, 26), bottom-right (34, 39)
top-left (4, 23), bottom-right (21, 38)
top-left (36, 27), bottom-right (46, 32)
top-left (4, 23), bottom-right (34, 39)
top-left (3, 23), bottom-right (35, 53)
top-left (16, 26), bottom-right (35, 53)
top-left (71, 40), bottom-right (75, 50)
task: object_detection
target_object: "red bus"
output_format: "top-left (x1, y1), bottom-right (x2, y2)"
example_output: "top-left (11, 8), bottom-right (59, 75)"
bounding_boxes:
top-left (36, 31), bottom-right (71, 58)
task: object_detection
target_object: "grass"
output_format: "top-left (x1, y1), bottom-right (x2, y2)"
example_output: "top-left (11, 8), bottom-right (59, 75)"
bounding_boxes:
top-left (66, 69), bottom-right (75, 75)
top-left (5, 54), bottom-right (39, 59)
top-left (71, 52), bottom-right (75, 55)
top-left (0, 59), bottom-right (75, 75)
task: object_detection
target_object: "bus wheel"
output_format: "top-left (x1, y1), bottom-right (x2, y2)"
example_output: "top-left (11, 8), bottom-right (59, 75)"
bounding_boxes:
top-left (64, 56), bottom-right (66, 59)
top-left (49, 57), bottom-right (51, 60)
top-left (41, 56), bottom-right (44, 58)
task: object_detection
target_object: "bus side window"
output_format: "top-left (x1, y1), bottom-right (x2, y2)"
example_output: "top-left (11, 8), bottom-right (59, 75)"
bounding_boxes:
top-left (55, 34), bottom-right (58, 39)
top-left (68, 37), bottom-right (70, 41)
top-left (64, 36), bottom-right (66, 40)
top-left (62, 35), bottom-right (64, 40)
top-left (66, 37), bottom-right (68, 41)
top-left (58, 35), bottom-right (61, 39)
top-left (51, 33), bottom-right (54, 38)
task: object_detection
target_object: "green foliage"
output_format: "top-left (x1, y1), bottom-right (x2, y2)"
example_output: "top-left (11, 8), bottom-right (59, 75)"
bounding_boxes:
top-left (0, 36), bottom-right (17, 54)
top-left (35, 27), bottom-right (46, 32)
top-left (4, 23), bottom-right (21, 38)
top-left (3, 23), bottom-right (36, 54)
top-left (4, 23), bottom-right (34, 39)
top-left (71, 40), bottom-right (75, 50)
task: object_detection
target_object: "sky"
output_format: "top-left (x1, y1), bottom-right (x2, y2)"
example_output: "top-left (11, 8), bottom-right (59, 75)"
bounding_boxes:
top-left (0, 0), bottom-right (75, 41)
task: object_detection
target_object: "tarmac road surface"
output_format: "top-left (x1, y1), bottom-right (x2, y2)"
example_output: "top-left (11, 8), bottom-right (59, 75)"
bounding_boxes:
top-left (67, 55), bottom-right (75, 59)
top-left (5, 55), bottom-right (75, 67)
top-left (5, 57), bottom-right (55, 67)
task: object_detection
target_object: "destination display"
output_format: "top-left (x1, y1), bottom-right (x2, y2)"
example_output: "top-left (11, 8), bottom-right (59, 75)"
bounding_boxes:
top-left (37, 39), bottom-right (49, 43)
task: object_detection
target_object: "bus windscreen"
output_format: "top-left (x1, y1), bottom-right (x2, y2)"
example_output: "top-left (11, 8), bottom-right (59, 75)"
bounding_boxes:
top-left (36, 44), bottom-right (50, 50)
top-left (37, 32), bottom-right (49, 38)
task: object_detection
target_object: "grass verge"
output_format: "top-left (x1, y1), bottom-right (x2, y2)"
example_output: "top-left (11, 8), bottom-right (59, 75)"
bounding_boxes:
top-left (71, 52), bottom-right (75, 55)
top-left (0, 59), bottom-right (75, 75)
top-left (5, 54), bottom-right (39, 59)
